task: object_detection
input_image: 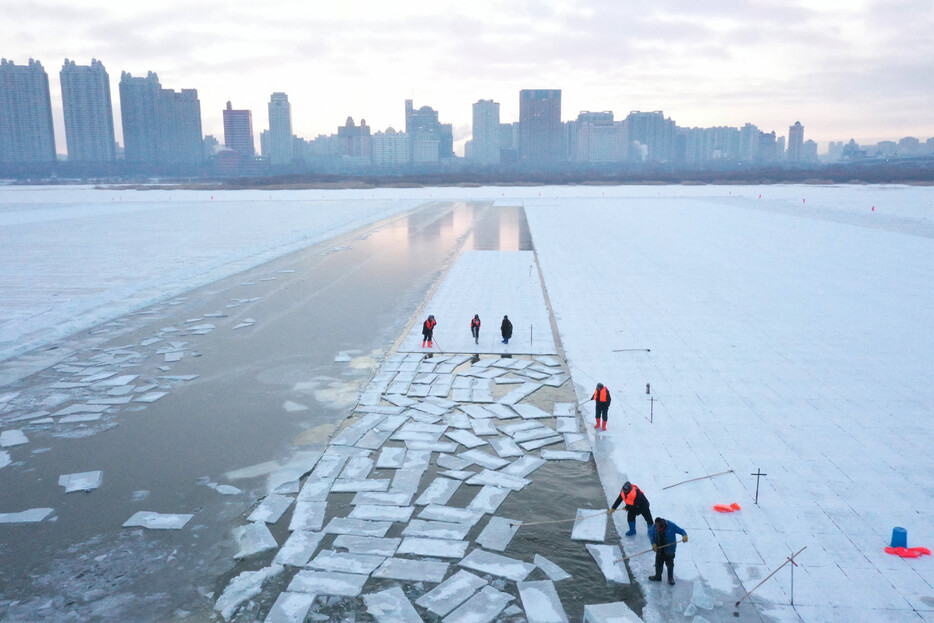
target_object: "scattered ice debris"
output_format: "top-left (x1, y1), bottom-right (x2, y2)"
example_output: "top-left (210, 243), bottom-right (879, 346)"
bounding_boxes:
top-left (232, 319), bottom-right (256, 330)
top-left (541, 450), bottom-right (590, 462)
top-left (274, 530), bottom-right (325, 566)
top-left (214, 564), bottom-right (284, 621)
top-left (134, 391), bottom-right (167, 403)
top-left (248, 494), bottom-right (294, 523)
top-left (282, 400), bottom-right (308, 412)
top-left (287, 569), bottom-right (368, 596)
top-left (332, 534), bottom-right (400, 557)
top-left (122, 511), bottom-right (193, 530)
top-left (364, 585), bottom-right (422, 623)
top-left (477, 516), bottom-right (521, 551)
top-left (443, 585), bottom-right (514, 623)
top-left (0, 451), bottom-right (11, 469)
top-left (0, 508), bottom-right (54, 523)
top-left (263, 591), bottom-right (315, 623)
top-left (534, 554), bottom-right (571, 581)
top-left (459, 549), bottom-right (536, 581)
top-left (415, 477), bottom-right (462, 506)
top-left (234, 522), bottom-right (279, 559)
top-left (571, 509), bottom-right (607, 542)
top-left (0, 429), bottom-right (28, 447)
top-left (372, 557), bottom-right (449, 582)
top-left (58, 412), bottom-right (103, 423)
top-left (398, 536), bottom-right (469, 558)
top-left (586, 544), bottom-right (629, 584)
top-left (307, 549), bottom-right (386, 575)
top-left (415, 569), bottom-right (488, 617)
top-left (58, 470), bottom-right (103, 493)
top-left (518, 580), bottom-right (568, 623)
top-left (205, 481), bottom-right (243, 496)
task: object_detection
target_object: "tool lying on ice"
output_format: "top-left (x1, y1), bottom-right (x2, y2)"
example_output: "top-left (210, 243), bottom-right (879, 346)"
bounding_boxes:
top-left (662, 469), bottom-right (734, 490)
top-left (734, 546), bottom-right (807, 609)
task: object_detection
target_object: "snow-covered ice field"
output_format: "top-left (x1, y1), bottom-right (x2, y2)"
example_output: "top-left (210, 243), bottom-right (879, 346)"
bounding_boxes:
top-left (0, 183), bottom-right (932, 621)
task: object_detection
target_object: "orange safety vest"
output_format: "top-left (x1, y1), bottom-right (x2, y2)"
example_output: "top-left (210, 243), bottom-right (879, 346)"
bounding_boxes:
top-left (470, 318), bottom-right (480, 329)
top-left (425, 319), bottom-right (436, 330)
top-left (592, 387), bottom-right (609, 402)
top-left (622, 484), bottom-right (642, 506)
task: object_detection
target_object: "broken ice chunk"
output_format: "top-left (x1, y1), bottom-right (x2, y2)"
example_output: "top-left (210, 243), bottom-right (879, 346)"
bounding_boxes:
top-left (0, 429), bottom-right (29, 447)
top-left (541, 450), bottom-right (591, 462)
top-left (332, 534), bottom-right (400, 557)
top-left (467, 486), bottom-right (510, 514)
top-left (364, 585), bottom-right (422, 623)
top-left (233, 522), bottom-right (279, 559)
top-left (306, 549), bottom-right (386, 575)
top-left (273, 530), bottom-right (325, 567)
top-left (248, 494), bottom-right (294, 524)
top-left (123, 511), bottom-right (193, 530)
top-left (517, 580), bottom-right (569, 623)
top-left (348, 504), bottom-right (414, 522)
top-left (0, 451), bottom-right (10, 470)
top-left (372, 557), bottom-right (449, 583)
top-left (0, 508), bottom-right (54, 523)
top-left (415, 477), bottom-right (461, 506)
top-left (287, 569), bottom-right (368, 596)
top-left (58, 470), bottom-right (102, 493)
top-left (443, 585), bottom-right (514, 623)
top-left (263, 591), bottom-right (315, 623)
top-left (214, 564), bottom-right (284, 621)
top-left (570, 509), bottom-right (607, 542)
top-left (586, 544), bottom-right (629, 584)
top-left (476, 516), bottom-right (520, 552)
top-left (458, 549), bottom-right (536, 582)
top-left (415, 569), bottom-right (488, 617)
top-left (534, 554), bottom-right (571, 581)
top-left (397, 536), bottom-right (469, 558)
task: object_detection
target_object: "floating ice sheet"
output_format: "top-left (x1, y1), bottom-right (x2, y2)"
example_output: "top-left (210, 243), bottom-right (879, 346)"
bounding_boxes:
top-left (402, 450), bottom-right (431, 469)
top-left (415, 477), bottom-right (462, 506)
top-left (234, 522), bottom-right (278, 559)
top-left (376, 447), bottom-right (406, 468)
top-left (511, 404), bottom-right (551, 419)
top-left (324, 517), bottom-right (392, 537)
top-left (330, 478), bottom-right (390, 493)
top-left (0, 508), bottom-right (54, 523)
top-left (248, 494), bottom-right (294, 524)
top-left (484, 404), bottom-right (516, 419)
top-left (215, 564), bottom-right (283, 621)
top-left (498, 382), bottom-right (542, 405)
top-left (534, 554), bottom-right (571, 581)
top-left (416, 569), bottom-right (488, 617)
top-left (58, 470), bottom-right (102, 493)
top-left (541, 374), bottom-right (569, 387)
top-left (541, 450), bottom-right (591, 462)
top-left (135, 391), bottom-right (167, 403)
top-left (459, 404), bottom-right (495, 419)
top-left (123, 511), bottom-right (193, 530)
top-left (418, 505), bottom-right (482, 525)
top-left (274, 530), bottom-right (325, 566)
top-left (469, 419), bottom-right (499, 436)
top-left (570, 509), bottom-right (607, 542)
top-left (512, 426), bottom-right (558, 443)
top-left (445, 429), bottom-right (487, 448)
top-left (459, 549), bottom-right (536, 581)
top-left (351, 491), bottom-right (412, 506)
top-left (443, 585), bottom-right (514, 623)
top-left (458, 449), bottom-right (508, 470)
top-left (59, 413), bottom-right (103, 423)
top-left (390, 469), bottom-right (425, 495)
top-left (288, 501), bottom-right (327, 531)
top-left (287, 569), bottom-right (368, 596)
top-left (476, 516), bottom-right (520, 551)
top-left (402, 519), bottom-right (472, 540)
top-left (502, 455), bottom-right (546, 478)
top-left (467, 486), bottom-right (510, 514)
top-left (398, 536), bottom-right (469, 558)
top-left (499, 420), bottom-right (542, 436)
top-left (517, 580), bottom-right (569, 623)
top-left (364, 586), bottom-right (422, 623)
top-left (405, 440), bottom-right (459, 453)
top-left (263, 591), bottom-right (315, 623)
top-left (372, 557), bottom-right (449, 583)
top-left (349, 504), bottom-right (414, 522)
top-left (466, 469), bottom-right (531, 491)
top-left (488, 437), bottom-right (524, 458)
top-left (520, 436), bottom-right (563, 451)
top-left (438, 469), bottom-right (474, 480)
top-left (332, 534), bottom-right (400, 556)
top-left (307, 549), bottom-right (386, 575)
top-left (586, 544), bottom-right (629, 584)
top-left (437, 453), bottom-right (472, 471)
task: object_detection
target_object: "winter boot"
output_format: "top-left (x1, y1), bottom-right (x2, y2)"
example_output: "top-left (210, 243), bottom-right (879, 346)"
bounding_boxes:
top-left (428, 341), bottom-right (432, 347)
top-left (422, 340), bottom-right (426, 348)
top-left (625, 521), bottom-right (637, 536)
top-left (595, 417), bottom-right (601, 429)
top-left (667, 561), bottom-right (675, 585)
top-left (648, 558), bottom-right (663, 581)
top-left (601, 420), bottom-right (607, 431)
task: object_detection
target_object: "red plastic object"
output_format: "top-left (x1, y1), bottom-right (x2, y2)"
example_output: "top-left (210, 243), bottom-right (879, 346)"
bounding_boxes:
top-left (884, 546), bottom-right (931, 558)
top-left (730, 503), bottom-right (741, 511)
top-left (713, 504), bottom-right (734, 513)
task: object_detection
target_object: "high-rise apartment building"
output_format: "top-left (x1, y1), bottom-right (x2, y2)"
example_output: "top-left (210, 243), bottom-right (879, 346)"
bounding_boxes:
top-left (470, 100), bottom-right (500, 165)
top-left (119, 71), bottom-right (161, 165)
top-left (569, 111), bottom-right (627, 163)
top-left (266, 92), bottom-right (293, 167)
top-left (625, 111), bottom-right (675, 162)
top-left (0, 58), bottom-right (56, 165)
top-left (787, 121), bottom-right (804, 162)
top-left (223, 101), bottom-right (255, 156)
top-left (371, 127), bottom-right (409, 167)
top-left (60, 59), bottom-right (115, 163)
top-left (404, 100), bottom-right (453, 161)
top-left (157, 87), bottom-right (203, 165)
top-left (518, 89), bottom-right (562, 166)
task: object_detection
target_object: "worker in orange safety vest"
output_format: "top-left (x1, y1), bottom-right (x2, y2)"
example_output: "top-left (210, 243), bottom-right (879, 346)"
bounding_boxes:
top-left (591, 383), bottom-right (611, 431)
top-left (422, 315), bottom-right (437, 348)
top-left (609, 481), bottom-right (653, 536)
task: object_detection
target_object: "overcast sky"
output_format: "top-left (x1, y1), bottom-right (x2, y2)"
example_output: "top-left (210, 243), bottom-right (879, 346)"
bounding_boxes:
top-left (4, 0), bottom-right (932, 155)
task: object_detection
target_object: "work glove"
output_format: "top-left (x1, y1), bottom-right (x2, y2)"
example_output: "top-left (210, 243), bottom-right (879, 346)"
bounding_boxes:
top-left (608, 509), bottom-right (615, 514)
top-left (651, 544), bottom-right (658, 551)
top-left (682, 535), bottom-right (688, 543)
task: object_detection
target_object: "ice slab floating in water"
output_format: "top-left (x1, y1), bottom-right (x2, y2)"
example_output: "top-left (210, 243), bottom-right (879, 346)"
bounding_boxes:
top-left (458, 549), bottom-right (536, 581)
top-left (534, 554), bottom-right (571, 581)
top-left (123, 511), bottom-right (193, 530)
top-left (442, 585), bottom-right (514, 623)
top-left (586, 544), bottom-right (629, 584)
top-left (287, 569), bottom-right (369, 596)
top-left (415, 569), bottom-right (488, 616)
top-left (58, 470), bottom-right (102, 493)
top-left (517, 580), bottom-right (569, 623)
top-left (364, 585), bottom-right (422, 623)
top-left (476, 516), bottom-right (520, 551)
top-left (570, 509), bottom-right (606, 542)
top-left (372, 557), bottom-right (449, 582)
top-left (263, 591), bottom-right (315, 623)
top-left (0, 508), bottom-right (54, 523)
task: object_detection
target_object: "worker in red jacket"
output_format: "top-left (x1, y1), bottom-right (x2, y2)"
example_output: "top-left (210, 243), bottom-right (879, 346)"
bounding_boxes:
top-left (610, 481), bottom-right (653, 536)
top-left (591, 382), bottom-right (611, 431)
top-left (470, 314), bottom-right (481, 344)
top-left (422, 315), bottom-right (437, 348)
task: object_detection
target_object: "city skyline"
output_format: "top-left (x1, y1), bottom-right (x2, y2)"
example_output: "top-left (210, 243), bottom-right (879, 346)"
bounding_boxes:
top-left (3, 0), bottom-right (931, 156)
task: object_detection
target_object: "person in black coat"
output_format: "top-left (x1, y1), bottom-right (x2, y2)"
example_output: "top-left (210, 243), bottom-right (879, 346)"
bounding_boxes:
top-left (500, 315), bottom-right (513, 344)
top-left (422, 315), bottom-right (436, 348)
top-left (610, 481), bottom-right (652, 536)
top-left (470, 314), bottom-right (481, 344)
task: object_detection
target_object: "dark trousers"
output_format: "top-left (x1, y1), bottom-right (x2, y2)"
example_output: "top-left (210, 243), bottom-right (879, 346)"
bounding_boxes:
top-left (628, 506), bottom-right (653, 526)
top-left (595, 402), bottom-right (609, 421)
top-left (471, 328), bottom-right (479, 343)
top-left (654, 552), bottom-right (675, 580)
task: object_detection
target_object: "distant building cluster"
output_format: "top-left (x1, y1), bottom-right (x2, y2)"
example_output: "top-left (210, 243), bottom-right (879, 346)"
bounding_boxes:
top-left (1, 57), bottom-right (933, 178)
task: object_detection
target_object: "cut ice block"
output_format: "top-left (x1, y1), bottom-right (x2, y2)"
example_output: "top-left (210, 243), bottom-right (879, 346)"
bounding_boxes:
top-left (512, 426), bottom-right (558, 443)
top-left (488, 437), bottom-right (524, 458)
top-left (402, 519), bottom-right (472, 540)
top-left (348, 504), bottom-right (414, 522)
top-left (372, 557), bottom-right (449, 583)
top-left (332, 534), bottom-right (400, 557)
top-left (586, 544), bottom-right (629, 584)
top-left (443, 585), bottom-right (513, 622)
top-left (415, 569), bottom-right (488, 616)
top-left (324, 517), bottom-right (392, 537)
top-left (287, 569), bottom-right (368, 596)
top-left (0, 508), bottom-right (54, 523)
top-left (418, 505), bottom-right (483, 525)
top-left (469, 419), bottom-right (499, 436)
top-left (582, 602), bottom-right (642, 623)
top-left (511, 404), bottom-right (551, 419)
top-left (330, 478), bottom-right (390, 493)
top-left (248, 494), bottom-right (294, 524)
top-left (444, 429), bottom-right (487, 449)
top-left (467, 486), bottom-right (510, 514)
top-left (233, 522), bottom-right (278, 559)
top-left (364, 585), bottom-right (422, 623)
top-left (405, 440), bottom-right (459, 453)
top-left (273, 530), bottom-right (325, 566)
top-left (288, 501), bottom-right (326, 532)
top-left (439, 470), bottom-right (474, 480)
top-left (351, 491), bottom-right (413, 506)
top-left (307, 549), bottom-right (386, 575)
top-left (58, 470), bottom-right (103, 493)
top-left (340, 456), bottom-right (374, 480)
top-left (517, 580), bottom-right (568, 623)
top-left (415, 477), bottom-right (462, 506)
top-left (534, 554), bottom-right (571, 581)
top-left (499, 420), bottom-right (542, 436)
top-left (502, 455), bottom-right (546, 478)
top-left (459, 404), bottom-right (495, 419)
top-left (376, 447), bottom-right (406, 469)
top-left (556, 417), bottom-right (579, 433)
top-left (458, 449), bottom-right (508, 470)
top-left (263, 591), bottom-right (315, 623)
top-left (402, 450), bottom-right (431, 469)
top-left (541, 450), bottom-right (590, 462)
top-left (397, 536), bottom-right (469, 558)
top-left (390, 469), bottom-right (425, 495)
top-left (437, 453), bottom-right (472, 471)
top-left (570, 509), bottom-right (607, 542)
top-left (520, 436), bottom-right (563, 451)
top-left (562, 433), bottom-right (590, 451)
top-left (466, 469), bottom-right (531, 491)
top-left (476, 516), bottom-right (520, 552)
top-left (458, 549), bottom-right (536, 581)
top-left (123, 511), bottom-right (193, 530)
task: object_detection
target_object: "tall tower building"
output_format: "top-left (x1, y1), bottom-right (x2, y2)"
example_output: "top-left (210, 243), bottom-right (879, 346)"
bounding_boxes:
top-left (223, 101), bottom-right (254, 156)
top-left (119, 71), bottom-right (161, 165)
top-left (0, 58), bottom-right (56, 164)
top-left (60, 58), bottom-right (115, 163)
top-left (625, 111), bottom-right (675, 162)
top-left (266, 92), bottom-right (293, 166)
top-left (404, 99), bottom-right (453, 161)
top-left (518, 89), bottom-right (562, 166)
top-left (787, 121), bottom-right (804, 162)
top-left (471, 99), bottom-right (500, 165)
top-left (157, 87), bottom-right (203, 165)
